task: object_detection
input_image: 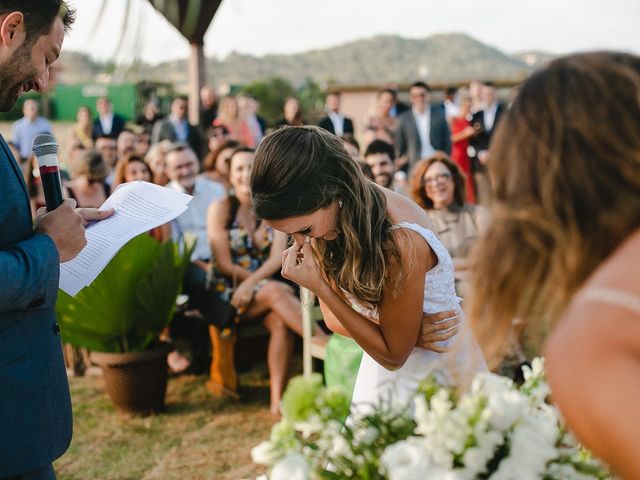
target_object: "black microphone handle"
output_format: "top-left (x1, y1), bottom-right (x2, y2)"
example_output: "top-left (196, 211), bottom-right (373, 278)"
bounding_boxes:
top-left (40, 170), bottom-right (64, 211)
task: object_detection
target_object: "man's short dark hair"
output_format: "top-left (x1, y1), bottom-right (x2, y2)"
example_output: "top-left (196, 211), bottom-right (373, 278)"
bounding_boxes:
top-left (364, 140), bottom-right (395, 160)
top-left (0, 1), bottom-right (76, 44)
top-left (410, 81), bottom-right (432, 92)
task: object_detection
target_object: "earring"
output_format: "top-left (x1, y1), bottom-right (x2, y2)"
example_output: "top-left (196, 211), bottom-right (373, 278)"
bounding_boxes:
top-left (338, 200), bottom-right (343, 208)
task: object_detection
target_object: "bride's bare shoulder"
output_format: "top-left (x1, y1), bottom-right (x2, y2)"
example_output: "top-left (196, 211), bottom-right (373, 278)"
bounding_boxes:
top-left (377, 184), bottom-right (433, 229)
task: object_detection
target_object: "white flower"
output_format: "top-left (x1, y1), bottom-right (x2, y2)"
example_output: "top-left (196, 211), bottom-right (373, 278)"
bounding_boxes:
top-left (473, 372), bottom-right (514, 397)
top-left (485, 390), bottom-right (527, 432)
top-left (461, 431), bottom-right (503, 476)
top-left (293, 415), bottom-right (324, 438)
top-left (251, 441), bottom-right (281, 466)
top-left (328, 435), bottom-right (352, 459)
top-left (491, 412), bottom-right (558, 480)
top-left (270, 453), bottom-right (311, 480)
top-left (354, 426), bottom-right (379, 445)
top-left (382, 440), bottom-right (439, 480)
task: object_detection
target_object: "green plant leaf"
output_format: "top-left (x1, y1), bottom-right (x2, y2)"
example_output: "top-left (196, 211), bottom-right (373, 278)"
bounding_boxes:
top-left (56, 234), bottom-right (193, 353)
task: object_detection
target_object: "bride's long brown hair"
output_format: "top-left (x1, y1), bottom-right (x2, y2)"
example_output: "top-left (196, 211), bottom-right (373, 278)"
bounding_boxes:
top-left (251, 126), bottom-right (401, 306)
top-left (468, 52), bottom-right (640, 365)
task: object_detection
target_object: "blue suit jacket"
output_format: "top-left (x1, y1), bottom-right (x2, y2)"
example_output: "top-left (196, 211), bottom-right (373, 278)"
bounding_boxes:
top-left (0, 134), bottom-right (72, 476)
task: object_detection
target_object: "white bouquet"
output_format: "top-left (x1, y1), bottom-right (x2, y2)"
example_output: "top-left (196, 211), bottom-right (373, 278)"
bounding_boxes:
top-left (253, 359), bottom-right (611, 479)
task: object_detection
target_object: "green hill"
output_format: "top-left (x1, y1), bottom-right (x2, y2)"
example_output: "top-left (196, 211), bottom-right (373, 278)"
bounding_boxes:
top-left (61, 33), bottom-right (534, 86)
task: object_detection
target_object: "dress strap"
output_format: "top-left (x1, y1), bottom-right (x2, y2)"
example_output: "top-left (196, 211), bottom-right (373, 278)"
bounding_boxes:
top-left (578, 287), bottom-right (640, 314)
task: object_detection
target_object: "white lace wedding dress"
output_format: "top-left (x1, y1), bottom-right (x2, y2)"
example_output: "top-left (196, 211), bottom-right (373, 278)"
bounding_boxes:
top-left (348, 221), bottom-right (487, 415)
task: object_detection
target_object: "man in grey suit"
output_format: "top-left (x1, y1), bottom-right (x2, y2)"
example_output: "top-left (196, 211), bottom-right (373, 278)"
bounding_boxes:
top-left (152, 97), bottom-right (202, 158)
top-left (395, 81), bottom-right (451, 173)
top-left (0, 2), bottom-right (112, 478)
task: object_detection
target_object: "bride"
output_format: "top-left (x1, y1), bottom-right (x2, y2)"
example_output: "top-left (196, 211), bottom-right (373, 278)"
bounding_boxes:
top-left (250, 126), bottom-right (485, 411)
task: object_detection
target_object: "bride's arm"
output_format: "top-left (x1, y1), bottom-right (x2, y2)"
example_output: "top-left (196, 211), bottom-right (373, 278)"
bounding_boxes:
top-left (283, 230), bottom-right (433, 370)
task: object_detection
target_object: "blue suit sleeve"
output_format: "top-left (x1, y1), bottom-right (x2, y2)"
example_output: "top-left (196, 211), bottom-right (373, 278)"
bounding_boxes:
top-left (0, 233), bottom-right (59, 313)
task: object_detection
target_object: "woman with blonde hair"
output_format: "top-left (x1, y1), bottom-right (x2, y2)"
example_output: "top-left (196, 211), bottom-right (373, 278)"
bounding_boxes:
top-left (251, 126), bottom-right (485, 413)
top-left (207, 147), bottom-right (306, 414)
top-left (468, 52), bottom-right (640, 479)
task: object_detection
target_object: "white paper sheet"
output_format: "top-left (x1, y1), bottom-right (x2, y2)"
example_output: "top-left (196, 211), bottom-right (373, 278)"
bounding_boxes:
top-left (59, 181), bottom-right (192, 296)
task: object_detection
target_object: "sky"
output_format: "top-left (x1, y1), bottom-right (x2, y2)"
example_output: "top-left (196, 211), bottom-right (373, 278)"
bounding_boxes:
top-left (63, 0), bottom-right (640, 65)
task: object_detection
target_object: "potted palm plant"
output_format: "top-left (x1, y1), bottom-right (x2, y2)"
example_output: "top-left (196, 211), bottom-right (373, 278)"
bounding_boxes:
top-left (56, 233), bottom-right (194, 415)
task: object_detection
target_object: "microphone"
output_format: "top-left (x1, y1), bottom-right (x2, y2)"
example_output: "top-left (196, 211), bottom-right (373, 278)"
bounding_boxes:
top-left (32, 133), bottom-right (64, 211)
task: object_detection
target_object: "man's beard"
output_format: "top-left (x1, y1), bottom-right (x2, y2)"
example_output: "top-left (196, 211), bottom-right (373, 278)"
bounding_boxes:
top-left (0, 41), bottom-right (38, 112)
top-left (375, 173), bottom-right (393, 189)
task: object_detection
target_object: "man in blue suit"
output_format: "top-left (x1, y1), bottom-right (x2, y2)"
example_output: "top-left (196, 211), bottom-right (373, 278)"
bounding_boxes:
top-left (0, 2), bottom-right (112, 478)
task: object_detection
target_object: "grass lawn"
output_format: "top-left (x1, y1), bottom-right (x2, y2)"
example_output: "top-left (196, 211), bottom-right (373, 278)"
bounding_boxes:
top-left (54, 361), bottom-right (287, 480)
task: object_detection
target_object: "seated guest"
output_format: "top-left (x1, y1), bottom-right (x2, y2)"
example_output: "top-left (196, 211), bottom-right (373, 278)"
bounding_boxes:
top-left (200, 139), bottom-right (240, 190)
top-left (94, 135), bottom-right (118, 186)
top-left (145, 140), bottom-right (171, 186)
top-left (166, 142), bottom-right (227, 354)
top-left (363, 139), bottom-right (405, 194)
top-left (113, 153), bottom-right (152, 186)
top-left (116, 130), bottom-right (136, 160)
top-left (205, 124), bottom-right (230, 155)
top-left (64, 149), bottom-right (110, 208)
top-left (409, 153), bottom-right (489, 294)
top-left (207, 147), bottom-right (305, 415)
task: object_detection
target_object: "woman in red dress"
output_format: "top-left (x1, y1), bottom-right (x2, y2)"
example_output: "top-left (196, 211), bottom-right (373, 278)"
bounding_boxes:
top-left (450, 93), bottom-right (479, 204)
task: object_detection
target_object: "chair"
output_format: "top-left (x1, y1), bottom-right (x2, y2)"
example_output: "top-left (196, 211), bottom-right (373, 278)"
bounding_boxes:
top-left (301, 287), bottom-right (330, 377)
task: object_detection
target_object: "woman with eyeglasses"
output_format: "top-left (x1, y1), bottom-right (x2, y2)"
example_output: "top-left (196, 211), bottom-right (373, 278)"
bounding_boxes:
top-left (409, 152), bottom-right (489, 294)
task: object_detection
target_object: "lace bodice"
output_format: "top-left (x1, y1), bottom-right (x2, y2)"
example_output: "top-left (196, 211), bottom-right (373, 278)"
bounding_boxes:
top-left (346, 221), bottom-right (461, 321)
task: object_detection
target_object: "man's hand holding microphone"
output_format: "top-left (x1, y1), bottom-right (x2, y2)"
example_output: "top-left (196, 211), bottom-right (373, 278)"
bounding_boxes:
top-left (31, 133), bottom-right (113, 263)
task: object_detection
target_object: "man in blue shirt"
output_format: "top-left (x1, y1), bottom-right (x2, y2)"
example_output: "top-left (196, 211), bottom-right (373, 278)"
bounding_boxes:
top-left (11, 98), bottom-right (52, 161)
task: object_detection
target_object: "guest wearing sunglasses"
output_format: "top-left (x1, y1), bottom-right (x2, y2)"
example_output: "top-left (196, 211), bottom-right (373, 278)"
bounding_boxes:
top-left (409, 152), bottom-right (489, 294)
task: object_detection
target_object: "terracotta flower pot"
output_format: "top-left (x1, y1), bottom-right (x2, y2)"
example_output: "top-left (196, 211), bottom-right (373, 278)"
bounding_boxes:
top-left (91, 342), bottom-right (172, 416)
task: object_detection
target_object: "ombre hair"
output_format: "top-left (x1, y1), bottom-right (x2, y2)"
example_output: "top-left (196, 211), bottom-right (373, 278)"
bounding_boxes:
top-left (251, 126), bottom-right (401, 306)
top-left (467, 52), bottom-right (640, 365)
top-left (409, 153), bottom-right (466, 209)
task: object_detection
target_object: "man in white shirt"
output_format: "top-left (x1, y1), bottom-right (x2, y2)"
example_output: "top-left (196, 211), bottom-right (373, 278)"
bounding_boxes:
top-left (395, 81), bottom-right (450, 173)
top-left (165, 143), bottom-right (227, 328)
top-left (92, 96), bottom-right (125, 140)
top-left (318, 91), bottom-right (354, 137)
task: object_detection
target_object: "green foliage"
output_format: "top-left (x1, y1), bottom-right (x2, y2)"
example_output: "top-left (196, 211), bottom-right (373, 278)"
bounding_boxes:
top-left (56, 234), bottom-right (194, 353)
top-left (241, 77), bottom-right (326, 128)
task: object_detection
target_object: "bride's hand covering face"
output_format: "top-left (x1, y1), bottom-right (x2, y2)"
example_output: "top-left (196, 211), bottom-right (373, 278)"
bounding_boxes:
top-left (280, 236), bottom-right (324, 292)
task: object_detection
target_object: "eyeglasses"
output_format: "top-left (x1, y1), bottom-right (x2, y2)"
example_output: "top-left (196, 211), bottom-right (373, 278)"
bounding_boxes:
top-left (422, 172), bottom-right (452, 186)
